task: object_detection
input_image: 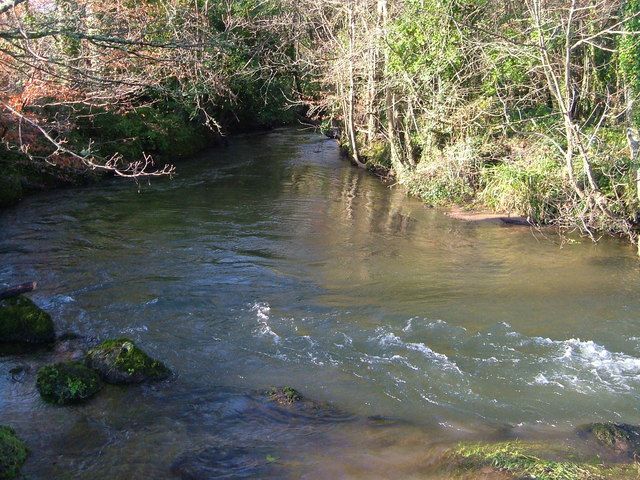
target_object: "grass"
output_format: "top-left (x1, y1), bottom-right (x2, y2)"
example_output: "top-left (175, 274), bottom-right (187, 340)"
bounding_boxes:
top-left (451, 441), bottom-right (640, 480)
top-left (479, 153), bottom-right (567, 223)
top-left (403, 139), bottom-right (481, 205)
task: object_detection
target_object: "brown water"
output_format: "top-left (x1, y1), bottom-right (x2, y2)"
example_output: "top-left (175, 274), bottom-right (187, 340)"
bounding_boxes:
top-left (1, 129), bottom-right (640, 478)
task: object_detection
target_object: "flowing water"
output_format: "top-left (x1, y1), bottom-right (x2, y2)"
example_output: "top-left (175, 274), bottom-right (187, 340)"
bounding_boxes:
top-left (1, 129), bottom-right (640, 478)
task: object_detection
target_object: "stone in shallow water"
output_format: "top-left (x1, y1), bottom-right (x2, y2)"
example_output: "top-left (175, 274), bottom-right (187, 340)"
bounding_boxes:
top-left (0, 295), bottom-right (55, 346)
top-left (578, 422), bottom-right (640, 457)
top-left (0, 426), bottom-right (27, 480)
top-left (85, 338), bottom-right (170, 384)
top-left (266, 386), bottom-right (302, 405)
top-left (36, 361), bottom-right (103, 405)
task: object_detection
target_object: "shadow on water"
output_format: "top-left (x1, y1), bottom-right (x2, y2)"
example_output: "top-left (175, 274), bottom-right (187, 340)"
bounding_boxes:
top-left (2, 128), bottom-right (640, 478)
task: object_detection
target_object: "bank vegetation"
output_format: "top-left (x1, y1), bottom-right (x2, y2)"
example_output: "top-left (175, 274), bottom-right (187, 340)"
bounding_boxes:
top-left (2, 0), bottom-right (640, 245)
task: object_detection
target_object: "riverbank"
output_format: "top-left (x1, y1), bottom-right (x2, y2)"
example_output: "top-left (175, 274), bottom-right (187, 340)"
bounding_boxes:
top-left (332, 131), bottom-right (638, 245)
top-left (0, 108), bottom-right (302, 209)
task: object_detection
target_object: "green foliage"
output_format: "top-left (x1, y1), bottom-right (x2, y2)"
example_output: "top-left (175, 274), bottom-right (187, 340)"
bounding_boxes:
top-left (619, 0), bottom-right (640, 124)
top-left (452, 441), bottom-right (639, 480)
top-left (85, 338), bottom-right (170, 384)
top-left (361, 140), bottom-right (391, 170)
top-left (0, 174), bottom-right (22, 209)
top-left (0, 295), bottom-right (55, 345)
top-left (0, 426), bottom-right (28, 480)
top-left (404, 139), bottom-right (480, 205)
top-left (225, 75), bottom-right (297, 129)
top-left (482, 36), bottom-right (537, 99)
top-left (75, 106), bottom-right (210, 162)
top-left (387, 0), bottom-right (469, 77)
top-left (36, 362), bottom-right (103, 405)
top-left (480, 148), bottom-right (566, 223)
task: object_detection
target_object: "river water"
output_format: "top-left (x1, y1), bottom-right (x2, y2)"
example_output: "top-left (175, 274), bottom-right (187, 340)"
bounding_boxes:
top-left (1, 129), bottom-right (640, 478)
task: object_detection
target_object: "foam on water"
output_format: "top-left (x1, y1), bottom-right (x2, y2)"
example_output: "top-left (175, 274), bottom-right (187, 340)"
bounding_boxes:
top-left (373, 329), bottom-right (463, 374)
top-left (250, 302), bottom-right (280, 344)
top-left (243, 304), bottom-right (640, 422)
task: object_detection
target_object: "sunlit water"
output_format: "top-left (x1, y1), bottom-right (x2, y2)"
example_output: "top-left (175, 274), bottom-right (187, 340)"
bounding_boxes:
top-left (1, 129), bottom-right (640, 478)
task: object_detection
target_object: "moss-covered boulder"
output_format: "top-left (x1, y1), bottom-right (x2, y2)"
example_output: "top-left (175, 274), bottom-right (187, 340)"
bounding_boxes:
top-left (0, 295), bottom-right (55, 346)
top-left (0, 426), bottom-right (27, 479)
top-left (36, 361), bottom-right (103, 405)
top-left (266, 386), bottom-right (302, 405)
top-left (85, 338), bottom-right (170, 384)
top-left (578, 422), bottom-right (640, 457)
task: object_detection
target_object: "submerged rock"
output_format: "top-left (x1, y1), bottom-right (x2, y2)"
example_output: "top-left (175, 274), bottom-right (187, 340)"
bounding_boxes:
top-left (53, 332), bottom-right (88, 362)
top-left (85, 338), bottom-right (170, 384)
top-left (0, 295), bottom-right (55, 346)
top-left (171, 446), bottom-right (278, 480)
top-left (0, 426), bottom-right (28, 479)
top-left (578, 422), bottom-right (640, 457)
top-left (8, 365), bottom-right (29, 383)
top-left (266, 386), bottom-right (302, 405)
top-left (36, 361), bottom-right (103, 405)
top-left (262, 386), bottom-right (352, 423)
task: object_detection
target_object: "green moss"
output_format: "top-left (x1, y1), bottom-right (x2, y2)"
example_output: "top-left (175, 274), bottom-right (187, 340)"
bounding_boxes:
top-left (0, 295), bottom-right (55, 345)
top-left (579, 423), bottom-right (640, 455)
top-left (36, 361), bottom-right (103, 405)
top-left (0, 426), bottom-right (27, 480)
top-left (266, 386), bottom-right (302, 404)
top-left (361, 140), bottom-right (391, 170)
top-left (85, 338), bottom-right (170, 384)
top-left (450, 441), bottom-right (639, 480)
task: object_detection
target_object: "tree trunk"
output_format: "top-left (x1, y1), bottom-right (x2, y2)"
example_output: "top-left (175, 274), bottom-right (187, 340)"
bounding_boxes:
top-left (347, 5), bottom-right (365, 168)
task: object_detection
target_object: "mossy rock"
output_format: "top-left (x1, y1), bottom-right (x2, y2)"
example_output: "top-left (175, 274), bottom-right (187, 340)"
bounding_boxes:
top-left (449, 441), bottom-right (638, 480)
top-left (266, 386), bottom-right (302, 405)
top-left (36, 361), bottom-right (103, 405)
top-left (85, 338), bottom-right (170, 384)
top-left (0, 426), bottom-right (27, 479)
top-left (0, 295), bottom-right (55, 346)
top-left (578, 423), bottom-right (640, 457)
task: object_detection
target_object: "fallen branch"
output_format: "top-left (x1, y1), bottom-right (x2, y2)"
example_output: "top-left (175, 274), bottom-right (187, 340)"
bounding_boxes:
top-left (0, 281), bottom-right (37, 300)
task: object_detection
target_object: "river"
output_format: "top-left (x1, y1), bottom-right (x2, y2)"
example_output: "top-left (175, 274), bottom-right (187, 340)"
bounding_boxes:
top-left (1, 129), bottom-right (639, 478)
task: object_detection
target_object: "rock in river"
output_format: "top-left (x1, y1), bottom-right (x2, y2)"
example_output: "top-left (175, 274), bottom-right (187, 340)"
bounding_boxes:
top-left (36, 361), bottom-right (103, 405)
top-left (0, 295), bottom-right (54, 346)
top-left (578, 422), bottom-right (640, 457)
top-left (85, 338), bottom-right (171, 384)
